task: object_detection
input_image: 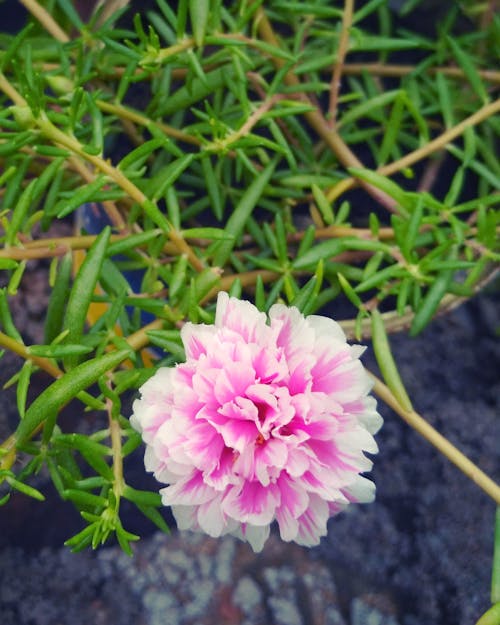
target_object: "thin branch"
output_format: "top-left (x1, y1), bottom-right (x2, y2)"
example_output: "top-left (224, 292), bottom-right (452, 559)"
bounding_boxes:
top-left (289, 224), bottom-right (396, 242)
top-left (342, 62), bottom-right (500, 85)
top-left (0, 318), bottom-right (166, 468)
top-left (37, 115), bottom-right (205, 272)
top-left (93, 0), bottom-right (131, 28)
top-left (205, 94), bottom-right (284, 151)
top-left (0, 74), bottom-right (204, 271)
top-left (96, 100), bottom-right (201, 146)
top-left (382, 98), bottom-right (500, 176)
top-left (106, 378), bottom-right (125, 499)
top-left (254, 7), bottom-right (399, 215)
top-left (0, 72), bottom-right (26, 106)
top-left (151, 38), bottom-right (195, 64)
top-left (67, 156), bottom-right (127, 231)
top-left (0, 330), bottom-right (62, 378)
top-left (328, 0), bottom-right (354, 126)
top-left (370, 371), bottom-right (500, 505)
top-left (0, 246), bottom-right (68, 260)
top-left (37, 60), bottom-right (500, 86)
top-left (327, 97), bottom-right (500, 201)
top-left (18, 0), bottom-right (69, 43)
top-left (417, 153), bottom-right (446, 193)
top-left (125, 318), bottom-right (164, 353)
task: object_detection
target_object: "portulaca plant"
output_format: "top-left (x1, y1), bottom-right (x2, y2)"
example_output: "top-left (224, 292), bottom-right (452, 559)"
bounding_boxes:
top-left (0, 0), bottom-right (498, 622)
top-left (131, 292), bottom-right (382, 551)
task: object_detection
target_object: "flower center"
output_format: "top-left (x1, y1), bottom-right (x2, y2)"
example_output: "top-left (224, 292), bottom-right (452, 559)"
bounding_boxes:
top-left (255, 433), bottom-right (265, 445)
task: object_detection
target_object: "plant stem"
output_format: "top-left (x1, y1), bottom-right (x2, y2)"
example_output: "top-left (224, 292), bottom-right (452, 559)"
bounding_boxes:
top-left (96, 100), bottom-right (201, 146)
top-left (93, 0), bottom-right (131, 28)
top-left (36, 114), bottom-right (205, 271)
top-left (125, 318), bottom-right (164, 352)
top-left (370, 372), bottom-right (500, 505)
top-left (254, 6), bottom-right (399, 214)
top-left (106, 381), bottom-right (124, 498)
top-left (0, 73), bottom-right (204, 271)
top-left (19, 0), bottom-right (69, 43)
top-left (153, 38), bottom-right (195, 64)
top-left (327, 97), bottom-right (500, 201)
top-left (475, 603), bottom-right (500, 625)
top-left (328, 0), bottom-right (354, 126)
top-left (0, 439), bottom-right (16, 472)
top-left (0, 247), bottom-right (68, 260)
top-left (493, 507), bottom-right (500, 604)
top-left (342, 62), bottom-right (500, 84)
top-left (68, 156), bottom-right (127, 231)
top-left (0, 72), bottom-right (26, 106)
top-left (0, 331), bottom-right (62, 378)
top-left (36, 60), bottom-right (500, 87)
top-left (0, 232), bottom-right (176, 260)
top-left (289, 224), bottom-right (395, 242)
top-left (206, 94), bottom-right (284, 151)
top-left (0, 318), bottom-right (166, 470)
top-left (382, 97), bottom-right (500, 174)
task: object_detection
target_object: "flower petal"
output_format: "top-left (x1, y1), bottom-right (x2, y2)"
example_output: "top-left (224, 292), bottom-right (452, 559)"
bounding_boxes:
top-left (295, 493), bottom-right (330, 547)
top-left (254, 439), bottom-right (288, 485)
top-left (204, 447), bottom-right (240, 490)
top-left (276, 473), bottom-right (309, 541)
top-left (161, 471), bottom-right (217, 506)
top-left (222, 481), bottom-right (279, 526)
top-left (343, 475), bottom-right (376, 503)
top-left (308, 314), bottom-right (346, 343)
top-left (197, 495), bottom-right (227, 537)
top-left (181, 322), bottom-right (217, 359)
top-left (171, 504), bottom-right (198, 531)
top-left (215, 291), bottom-right (268, 343)
top-left (233, 523), bottom-right (271, 553)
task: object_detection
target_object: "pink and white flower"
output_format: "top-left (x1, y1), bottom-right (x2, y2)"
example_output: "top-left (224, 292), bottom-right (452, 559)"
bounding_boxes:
top-left (131, 292), bottom-right (382, 552)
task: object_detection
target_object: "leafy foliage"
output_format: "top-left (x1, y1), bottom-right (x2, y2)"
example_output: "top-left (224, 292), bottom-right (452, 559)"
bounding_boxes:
top-left (0, 0), bottom-right (498, 556)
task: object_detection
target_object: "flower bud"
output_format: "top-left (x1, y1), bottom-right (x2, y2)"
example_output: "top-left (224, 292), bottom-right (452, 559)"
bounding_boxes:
top-left (45, 75), bottom-right (75, 96)
top-left (9, 105), bottom-right (36, 129)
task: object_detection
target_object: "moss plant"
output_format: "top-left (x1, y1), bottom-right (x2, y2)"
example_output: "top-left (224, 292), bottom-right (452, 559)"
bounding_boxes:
top-left (0, 0), bottom-right (498, 618)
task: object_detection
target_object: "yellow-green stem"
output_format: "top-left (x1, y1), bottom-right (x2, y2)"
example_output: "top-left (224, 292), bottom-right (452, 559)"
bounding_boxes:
top-left (153, 38), bottom-right (194, 64)
top-left (96, 100), bottom-right (201, 146)
top-left (370, 372), bottom-right (500, 505)
top-left (18, 0), bottom-right (69, 42)
top-left (328, 0), bottom-right (354, 125)
top-left (0, 72), bottom-right (26, 106)
top-left (0, 232), bottom-right (175, 260)
top-left (35, 114), bottom-right (205, 272)
top-left (0, 437), bottom-right (16, 471)
top-left (0, 331), bottom-right (62, 378)
top-left (206, 95), bottom-right (283, 151)
top-left (327, 97), bottom-right (500, 201)
top-left (255, 7), bottom-right (398, 214)
top-left (34, 56), bottom-right (500, 87)
top-left (475, 603), bottom-right (500, 625)
top-left (125, 318), bottom-right (164, 353)
top-left (0, 73), bottom-right (204, 271)
top-left (107, 382), bottom-right (125, 499)
top-left (68, 156), bottom-right (127, 230)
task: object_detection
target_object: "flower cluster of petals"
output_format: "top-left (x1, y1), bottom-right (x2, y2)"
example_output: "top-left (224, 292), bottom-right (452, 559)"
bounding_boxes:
top-left (131, 292), bottom-right (382, 552)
